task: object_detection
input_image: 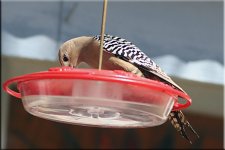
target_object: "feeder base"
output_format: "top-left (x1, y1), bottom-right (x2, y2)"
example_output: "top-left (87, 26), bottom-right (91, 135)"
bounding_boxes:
top-left (22, 95), bottom-right (172, 128)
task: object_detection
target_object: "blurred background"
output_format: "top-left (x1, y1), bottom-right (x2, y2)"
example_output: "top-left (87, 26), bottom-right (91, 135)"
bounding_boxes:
top-left (1, 0), bottom-right (223, 149)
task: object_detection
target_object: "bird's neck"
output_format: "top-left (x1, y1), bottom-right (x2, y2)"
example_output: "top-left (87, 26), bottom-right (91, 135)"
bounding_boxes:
top-left (78, 36), bottom-right (101, 67)
top-left (78, 37), bottom-right (122, 70)
top-left (75, 36), bottom-right (94, 49)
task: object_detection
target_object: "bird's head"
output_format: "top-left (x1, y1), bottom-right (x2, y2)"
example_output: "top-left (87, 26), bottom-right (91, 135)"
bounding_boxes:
top-left (59, 39), bottom-right (76, 68)
top-left (58, 37), bottom-right (86, 68)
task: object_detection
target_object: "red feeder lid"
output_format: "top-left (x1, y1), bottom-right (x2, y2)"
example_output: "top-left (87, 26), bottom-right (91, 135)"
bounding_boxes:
top-left (3, 67), bottom-right (191, 111)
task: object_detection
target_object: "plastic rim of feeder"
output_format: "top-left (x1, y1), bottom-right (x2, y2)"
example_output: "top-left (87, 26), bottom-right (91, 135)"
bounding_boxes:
top-left (3, 67), bottom-right (191, 128)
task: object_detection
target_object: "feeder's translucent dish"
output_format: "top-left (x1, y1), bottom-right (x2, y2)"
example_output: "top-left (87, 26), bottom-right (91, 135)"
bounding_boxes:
top-left (20, 79), bottom-right (174, 128)
top-left (3, 67), bottom-right (191, 128)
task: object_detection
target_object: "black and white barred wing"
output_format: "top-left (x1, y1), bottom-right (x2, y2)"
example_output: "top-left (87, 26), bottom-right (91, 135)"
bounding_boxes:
top-left (94, 34), bottom-right (184, 92)
top-left (93, 34), bottom-right (164, 73)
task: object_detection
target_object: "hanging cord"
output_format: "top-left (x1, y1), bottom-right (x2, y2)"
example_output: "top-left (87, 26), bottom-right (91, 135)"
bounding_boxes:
top-left (98, 0), bottom-right (108, 70)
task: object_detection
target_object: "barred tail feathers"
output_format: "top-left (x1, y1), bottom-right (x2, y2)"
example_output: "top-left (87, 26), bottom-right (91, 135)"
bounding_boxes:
top-left (168, 110), bottom-right (199, 144)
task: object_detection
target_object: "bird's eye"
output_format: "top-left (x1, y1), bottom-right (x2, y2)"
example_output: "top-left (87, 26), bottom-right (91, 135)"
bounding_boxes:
top-left (63, 54), bottom-right (69, 62)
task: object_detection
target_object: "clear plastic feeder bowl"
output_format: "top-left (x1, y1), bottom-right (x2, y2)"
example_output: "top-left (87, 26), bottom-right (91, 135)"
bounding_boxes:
top-left (3, 67), bottom-right (191, 128)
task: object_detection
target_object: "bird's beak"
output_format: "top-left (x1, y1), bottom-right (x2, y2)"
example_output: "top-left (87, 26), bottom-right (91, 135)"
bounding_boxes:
top-left (69, 64), bottom-right (76, 68)
top-left (69, 61), bottom-right (77, 68)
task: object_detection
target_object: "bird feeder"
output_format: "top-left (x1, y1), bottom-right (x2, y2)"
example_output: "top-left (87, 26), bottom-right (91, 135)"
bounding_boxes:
top-left (3, 0), bottom-right (192, 128)
top-left (3, 67), bottom-right (191, 128)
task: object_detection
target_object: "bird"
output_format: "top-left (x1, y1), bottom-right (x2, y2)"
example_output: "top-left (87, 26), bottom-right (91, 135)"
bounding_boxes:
top-left (58, 34), bottom-right (199, 143)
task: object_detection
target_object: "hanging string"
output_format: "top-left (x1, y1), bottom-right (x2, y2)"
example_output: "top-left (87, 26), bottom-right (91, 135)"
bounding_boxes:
top-left (98, 0), bottom-right (108, 70)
